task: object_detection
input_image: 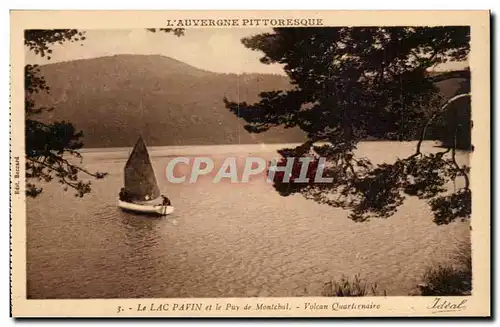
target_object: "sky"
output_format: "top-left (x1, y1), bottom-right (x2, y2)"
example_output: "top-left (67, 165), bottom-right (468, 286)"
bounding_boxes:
top-left (25, 28), bottom-right (286, 75)
top-left (25, 28), bottom-right (469, 75)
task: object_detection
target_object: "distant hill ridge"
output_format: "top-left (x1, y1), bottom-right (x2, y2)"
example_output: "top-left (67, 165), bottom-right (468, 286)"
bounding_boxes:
top-left (33, 54), bottom-right (304, 148)
top-left (31, 54), bottom-right (468, 148)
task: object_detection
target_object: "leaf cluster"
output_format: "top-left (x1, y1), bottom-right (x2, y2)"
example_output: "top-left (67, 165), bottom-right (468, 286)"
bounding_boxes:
top-left (229, 27), bottom-right (471, 224)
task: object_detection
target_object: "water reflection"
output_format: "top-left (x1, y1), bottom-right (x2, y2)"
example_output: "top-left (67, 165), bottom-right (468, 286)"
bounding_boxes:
top-left (119, 210), bottom-right (180, 229)
top-left (27, 142), bottom-right (471, 298)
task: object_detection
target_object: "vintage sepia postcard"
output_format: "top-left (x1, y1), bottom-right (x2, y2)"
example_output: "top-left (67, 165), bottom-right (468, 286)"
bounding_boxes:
top-left (10, 10), bottom-right (490, 317)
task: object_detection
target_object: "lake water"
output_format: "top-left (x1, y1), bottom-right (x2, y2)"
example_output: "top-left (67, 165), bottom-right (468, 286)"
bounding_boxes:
top-left (26, 141), bottom-right (471, 298)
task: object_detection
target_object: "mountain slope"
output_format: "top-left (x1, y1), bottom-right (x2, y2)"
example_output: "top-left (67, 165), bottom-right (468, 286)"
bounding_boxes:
top-left (33, 54), bottom-right (305, 148)
top-left (31, 55), bottom-right (469, 148)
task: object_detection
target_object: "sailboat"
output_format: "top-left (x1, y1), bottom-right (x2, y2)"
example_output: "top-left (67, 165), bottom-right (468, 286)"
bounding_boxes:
top-left (118, 136), bottom-right (174, 216)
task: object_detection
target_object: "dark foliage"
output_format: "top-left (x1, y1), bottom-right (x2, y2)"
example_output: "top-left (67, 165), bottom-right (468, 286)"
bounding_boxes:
top-left (433, 77), bottom-right (472, 150)
top-left (25, 30), bottom-right (108, 197)
top-left (227, 26), bottom-right (472, 224)
top-left (25, 29), bottom-right (85, 60)
top-left (322, 274), bottom-right (386, 297)
top-left (419, 242), bottom-right (472, 295)
top-left (146, 28), bottom-right (185, 37)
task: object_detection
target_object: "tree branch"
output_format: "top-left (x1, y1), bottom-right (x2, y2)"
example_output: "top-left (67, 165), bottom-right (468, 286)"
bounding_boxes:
top-left (26, 155), bottom-right (106, 192)
top-left (451, 127), bottom-right (471, 190)
top-left (412, 92), bottom-right (471, 157)
top-left (26, 157), bottom-right (61, 173)
top-left (47, 153), bottom-right (106, 178)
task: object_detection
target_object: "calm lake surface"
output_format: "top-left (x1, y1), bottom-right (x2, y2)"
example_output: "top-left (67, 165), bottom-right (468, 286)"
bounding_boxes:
top-left (27, 141), bottom-right (470, 298)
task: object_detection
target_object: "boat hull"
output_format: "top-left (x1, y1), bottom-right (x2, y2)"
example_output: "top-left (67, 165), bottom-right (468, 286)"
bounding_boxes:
top-left (118, 200), bottom-right (175, 216)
